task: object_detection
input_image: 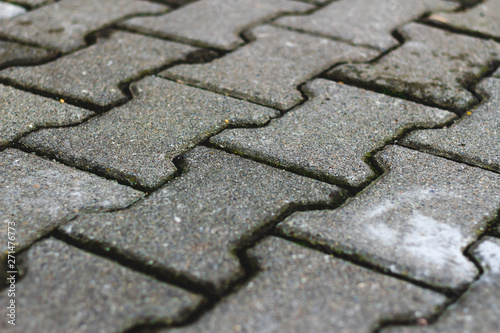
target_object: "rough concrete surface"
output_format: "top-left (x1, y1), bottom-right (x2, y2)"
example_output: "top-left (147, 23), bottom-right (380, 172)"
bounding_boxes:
top-left (0, 40), bottom-right (53, 69)
top-left (162, 25), bottom-right (378, 110)
top-left (330, 23), bottom-right (500, 112)
top-left (20, 77), bottom-right (278, 189)
top-left (278, 145), bottom-right (500, 290)
top-left (0, 31), bottom-right (197, 108)
top-left (61, 147), bottom-right (343, 294)
top-left (212, 79), bottom-right (455, 188)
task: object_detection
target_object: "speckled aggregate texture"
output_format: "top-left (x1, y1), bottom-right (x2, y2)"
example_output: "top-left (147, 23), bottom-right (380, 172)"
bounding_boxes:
top-left (0, 31), bottom-right (197, 108)
top-left (21, 77), bottom-right (278, 190)
top-left (122, 0), bottom-right (313, 50)
top-left (383, 237), bottom-right (500, 333)
top-left (0, 40), bottom-right (53, 69)
top-left (162, 25), bottom-right (378, 110)
top-left (212, 79), bottom-right (455, 187)
top-left (0, 149), bottom-right (143, 255)
top-left (403, 78), bottom-right (500, 173)
top-left (167, 237), bottom-right (446, 333)
top-left (0, 2), bottom-right (26, 19)
top-left (330, 23), bottom-right (500, 112)
top-left (275, 0), bottom-right (458, 50)
top-left (0, 238), bottom-right (203, 333)
top-left (277, 145), bottom-right (500, 290)
top-left (428, 0), bottom-right (500, 39)
top-left (0, 84), bottom-right (93, 147)
top-left (61, 147), bottom-right (343, 294)
top-left (0, 0), bottom-right (167, 52)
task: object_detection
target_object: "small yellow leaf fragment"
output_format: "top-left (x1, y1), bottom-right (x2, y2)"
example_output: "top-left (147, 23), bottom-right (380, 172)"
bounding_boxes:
top-left (429, 15), bottom-right (447, 23)
top-left (59, 99), bottom-right (65, 103)
top-left (466, 111), bottom-right (472, 115)
top-left (224, 119), bottom-right (229, 123)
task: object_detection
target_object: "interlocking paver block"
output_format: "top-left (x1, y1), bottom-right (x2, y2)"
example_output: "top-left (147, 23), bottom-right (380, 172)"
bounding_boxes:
top-left (0, 84), bottom-right (93, 147)
top-left (0, 31), bottom-right (198, 107)
top-left (330, 23), bottom-right (500, 112)
top-left (21, 77), bottom-right (278, 190)
top-left (162, 25), bottom-right (378, 110)
top-left (275, 0), bottom-right (457, 50)
top-left (0, 2), bottom-right (26, 18)
top-left (0, 149), bottom-right (143, 254)
top-left (0, 238), bottom-right (203, 333)
top-left (277, 145), bottom-right (500, 290)
top-left (167, 237), bottom-right (446, 333)
top-left (428, 0), bottom-right (500, 39)
top-left (383, 237), bottom-right (500, 333)
top-left (0, 0), bottom-right (167, 52)
top-left (0, 40), bottom-right (53, 69)
top-left (61, 147), bottom-right (342, 294)
top-left (402, 78), bottom-right (500, 173)
top-left (122, 0), bottom-right (313, 50)
top-left (211, 79), bottom-right (455, 187)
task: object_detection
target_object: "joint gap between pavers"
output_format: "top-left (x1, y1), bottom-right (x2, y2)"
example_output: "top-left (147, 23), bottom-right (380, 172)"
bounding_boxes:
top-left (145, 0), bottom-right (197, 10)
top-left (419, 17), bottom-right (500, 43)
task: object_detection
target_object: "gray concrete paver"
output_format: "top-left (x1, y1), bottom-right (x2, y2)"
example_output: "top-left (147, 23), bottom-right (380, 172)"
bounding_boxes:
top-left (20, 76), bottom-right (278, 190)
top-left (166, 237), bottom-right (446, 333)
top-left (61, 146), bottom-right (342, 294)
top-left (0, 149), bottom-right (143, 255)
top-left (330, 23), bottom-right (500, 112)
top-left (0, 0), bottom-right (167, 52)
top-left (122, 0), bottom-right (313, 50)
top-left (211, 79), bottom-right (455, 188)
top-left (162, 25), bottom-right (378, 110)
top-left (0, 31), bottom-right (198, 108)
top-left (0, 84), bottom-right (93, 147)
top-left (383, 237), bottom-right (500, 333)
top-left (402, 78), bottom-right (500, 173)
top-left (428, 0), bottom-right (500, 39)
top-left (0, 40), bottom-right (53, 69)
top-left (275, 0), bottom-right (458, 50)
top-left (0, 238), bottom-right (203, 333)
top-left (277, 145), bottom-right (500, 290)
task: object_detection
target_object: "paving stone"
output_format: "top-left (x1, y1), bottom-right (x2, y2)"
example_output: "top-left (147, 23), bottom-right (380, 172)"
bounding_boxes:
top-left (494, 67), bottom-right (500, 78)
top-left (383, 237), bottom-right (500, 333)
top-left (21, 77), bottom-right (278, 190)
top-left (211, 79), bottom-right (455, 188)
top-left (275, 0), bottom-right (458, 50)
top-left (0, 238), bottom-right (203, 333)
top-left (61, 146), bottom-right (342, 294)
top-left (402, 78), bottom-right (500, 173)
top-left (0, 0), bottom-right (167, 52)
top-left (162, 25), bottom-right (378, 110)
top-left (0, 31), bottom-right (198, 108)
top-left (0, 84), bottom-right (93, 147)
top-left (0, 2), bottom-right (26, 18)
top-left (167, 237), bottom-right (446, 333)
top-left (428, 0), bottom-right (500, 39)
top-left (122, 0), bottom-right (313, 50)
top-left (7, 0), bottom-right (55, 8)
top-left (0, 149), bottom-right (143, 256)
top-left (277, 145), bottom-right (500, 290)
top-left (0, 40), bottom-right (53, 69)
top-left (330, 23), bottom-right (500, 112)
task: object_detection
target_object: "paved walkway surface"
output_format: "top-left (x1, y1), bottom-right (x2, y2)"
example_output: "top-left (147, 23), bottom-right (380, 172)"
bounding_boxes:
top-left (0, 0), bottom-right (499, 332)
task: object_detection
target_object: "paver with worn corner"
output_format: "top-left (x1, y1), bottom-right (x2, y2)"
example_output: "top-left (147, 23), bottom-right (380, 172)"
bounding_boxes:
top-left (0, 239), bottom-right (203, 333)
top-left (330, 23), bottom-right (500, 112)
top-left (166, 237), bottom-right (446, 333)
top-left (60, 147), bottom-right (342, 294)
top-left (383, 237), bottom-right (500, 333)
top-left (428, 0), bottom-right (500, 39)
top-left (0, 40), bottom-right (53, 69)
top-left (0, 84), bottom-right (93, 147)
top-left (21, 77), bottom-right (278, 190)
top-left (122, 0), bottom-right (313, 50)
top-left (0, 31), bottom-right (197, 108)
top-left (275, 0), bottom-right (458, 50)
top-left (403, 78), bottom-right (500, 173)
top-left (0, 149), bottom-right (143, 256)
top-left (162, 25), bottom-right (378, 110)
top-left (0, 2), bottom-right (26, 19)
top-left (277, 145), bottom-right (500, 290)
top-left (0, 0), bottom-right (167, 52)
top-left (211, 79), bottom-right (455, 188)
